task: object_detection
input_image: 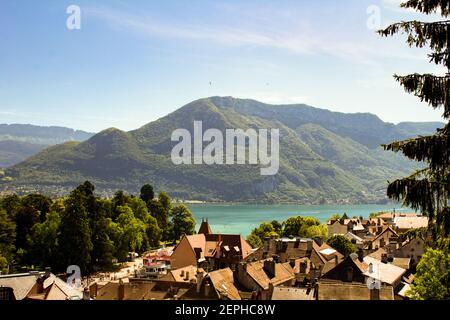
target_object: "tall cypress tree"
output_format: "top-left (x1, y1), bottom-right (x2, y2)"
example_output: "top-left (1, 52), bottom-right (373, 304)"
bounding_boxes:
top-left (379, 0), bottom-right (450, 239)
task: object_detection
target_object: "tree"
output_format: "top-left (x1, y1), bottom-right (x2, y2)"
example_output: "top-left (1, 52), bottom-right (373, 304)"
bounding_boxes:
top-left (0, 194), bottom-right (20, 219)
top-left (27, 210), bottom-right (61, 270)
top-left (111, 206), bottom-right (146, 262)
top-left (140, 184), bottom-right (155, 204)
top-left (247, 233), bottom-right (263, 249)
top-left (59, 190), bottom-right (93, 274)
top-left (0, 209), bottom-right (15, 272)
top-left (148, 192), bottom-right (173, 241)
top-left (0, 255), bottom-right (8, 274)
top-left (14, 206), bottom-right (39, 251)
top-left (248, 222), bottom-right (279, 247)
top-left (329, 213), bottom-right (342, 221)
top-left (326, 235), bottom-right (357, 256)
top-left (378, 1), bottom-right (450, 238)
top-left (270, 220), bottom-right (283, 235)
top-left (407, 248), bottom-right (450, 300)
top-left (172, 205), bottom-right (196, 240)
top-left (304, 224), bottom-right (328, 239)
top-left (21, 194), bottom-right (52, 223)
top-left (282, 216), bottom-right (323, 238)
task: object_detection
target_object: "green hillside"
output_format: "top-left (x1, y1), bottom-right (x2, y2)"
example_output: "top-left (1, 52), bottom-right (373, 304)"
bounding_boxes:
top-left (0, 124), bottom-right (94, 168)
top-left (0, 97), bottom-right (441, 203)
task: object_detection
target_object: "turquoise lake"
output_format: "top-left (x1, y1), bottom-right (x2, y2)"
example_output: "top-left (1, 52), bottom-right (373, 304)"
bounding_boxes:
top-left (186, 203), bottom-right (409, 237)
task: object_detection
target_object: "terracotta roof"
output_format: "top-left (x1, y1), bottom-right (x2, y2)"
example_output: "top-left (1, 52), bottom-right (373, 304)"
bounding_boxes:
top-left (0, 273), bottom-right (40, 300)
top-left (377, 212), bottom-right (418, 219)
top-left (367, 247), bottom-right (387, 260)
top-left (393, 217), bottom-right (428, 230)
top-left (372, 226), bottom-right (399, 242)
top-left (318, 280), bottom-right (394, 300)
top-left (208, 268), bottom-right (241, 300)
top-left (170, 266), bottom-right (204, 283)
top-left (345, 232), bottom-right (364, 244)
top-left (245, 259), bottom-right (294, 290)
top-left (391, 258), bottom-right (411, 270)
top-left (363, 256), bottom-right (406, 285)
top-left (180, 233), bottom-right (252, 261)
top-left (271, 287), bottom-right (314, 300)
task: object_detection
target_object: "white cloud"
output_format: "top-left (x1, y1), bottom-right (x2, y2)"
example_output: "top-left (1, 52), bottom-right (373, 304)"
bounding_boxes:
top-left (85, 5), bottom-right (422, 65)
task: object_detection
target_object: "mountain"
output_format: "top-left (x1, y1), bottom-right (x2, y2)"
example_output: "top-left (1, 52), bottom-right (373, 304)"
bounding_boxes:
top-left (0, 124), bottom-right (94, 167)
top-left (0, 97), bottom-right (443, 203)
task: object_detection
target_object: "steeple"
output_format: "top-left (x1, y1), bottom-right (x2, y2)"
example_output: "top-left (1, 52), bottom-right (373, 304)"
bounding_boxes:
top-left (198, 217), bottom-right (212, 235)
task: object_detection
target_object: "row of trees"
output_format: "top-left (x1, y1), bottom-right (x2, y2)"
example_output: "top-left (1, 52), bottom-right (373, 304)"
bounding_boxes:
top-left (246, 216), bottom-right (328, 248)
top-left (0, 181), bottom-right (196, 274)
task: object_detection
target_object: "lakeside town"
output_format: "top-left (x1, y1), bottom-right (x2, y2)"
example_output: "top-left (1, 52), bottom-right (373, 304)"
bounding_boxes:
top-left (0, 203), bottom-right (430, 300)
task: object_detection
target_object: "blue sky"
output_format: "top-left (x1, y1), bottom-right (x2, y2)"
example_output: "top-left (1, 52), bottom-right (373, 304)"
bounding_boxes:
top-left (0, 0), bottom-right (446, 132)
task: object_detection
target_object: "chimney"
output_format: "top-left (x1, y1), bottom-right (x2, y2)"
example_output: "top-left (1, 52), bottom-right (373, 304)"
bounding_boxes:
top-left (357, 249), bottom-right (364, 262)
top-left (185, 271), bottom-right (190, 281)
top-left (289, 258), bottom-right (296, 268)
top-left (300, 261), bottom-right (307, 274)
top-left (204, 282), bottom-right (211, 297)
top-left (196, 270), bottom-right (204, 293)
top-left (83, 287), bottom-right (90, 300)
top-left (180, 270), bottom-right (185, 277)
top-left (118, 279), bottom-right (125, 300)
top-left (306, 239), bottom-right (313, 253)
top-left (381, 253), bottom-right (388, 264)
top-left (313, 237), bottom-right (323, 247)
top-left (264, 259), bottom-right (276, 279)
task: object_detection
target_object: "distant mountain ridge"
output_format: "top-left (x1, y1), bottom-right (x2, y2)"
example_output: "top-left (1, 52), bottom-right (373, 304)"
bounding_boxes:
top-left (0, 124), bottom-right (94, 167)
top-left (0, 97), bottom-right (443, 203)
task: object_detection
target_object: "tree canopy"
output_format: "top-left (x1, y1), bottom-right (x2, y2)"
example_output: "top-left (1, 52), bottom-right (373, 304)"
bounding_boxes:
top-left (379, 0), bottom-right (450, 238)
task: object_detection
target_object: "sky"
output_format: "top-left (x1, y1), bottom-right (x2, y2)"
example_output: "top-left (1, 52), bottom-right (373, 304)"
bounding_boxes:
top-left (0, 0), bottom-right (446, 132)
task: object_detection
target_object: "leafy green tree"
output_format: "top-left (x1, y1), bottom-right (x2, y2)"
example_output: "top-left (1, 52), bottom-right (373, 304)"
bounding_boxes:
top-left (282, 217), bottom-right (304, 237)
top-left (407, 248), bottom-right (450, 300)
top-left (271, 220), bottom-right (283, 235)
top-left (248, 222), bottom-right (279, 247)
top-left (0, 194), bottom-right (21, 219)
top-left (282, 216), bottom-right (323, 238)
top-left (329, 213), bottom-right (342, 221)
top-left (326, 235), bottom-right (357, 256)
top-left (145, 214), bottom-right (162, 248)
top-left (127, 197), bottom-right (161, 248)
top-left (21, 194), bottom-right (52, 223)
top-left (378, 0), bottom-right (450, 238)
top-left (14, 206), bottom-right (39, 251)
top-left (0, 255), bottom-right (8, 274)
top-left (172, 205), bottom-right (196, 240)
top-left (140, 184), bottom-right (155, 204)
top-left (247, 233), bottom-right (263, 249)
top-left (90, 216), bottom-right (114, 270)
top-left (110, 206), bottom-right (146, 261)
top-left (27, 210), bottom-right (61, 269)
top-left (304, 224), bottom-right (328, 239)
top-left (59, 190), bottom-right (93, 274)
top-left (0, 209), bottom-right (15, 271)
top-left (148, 192), bottom-right (173, 241)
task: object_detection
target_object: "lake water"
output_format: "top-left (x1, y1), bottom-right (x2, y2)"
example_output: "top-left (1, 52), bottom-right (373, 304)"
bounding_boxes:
top-left (186, 203), bottom-right (409, 237)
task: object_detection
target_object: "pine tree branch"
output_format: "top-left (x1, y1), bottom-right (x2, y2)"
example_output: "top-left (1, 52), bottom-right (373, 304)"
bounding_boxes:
top-left (383, 123), bottom-right (450, 168)
top-left (428, 50), bottom-right (450, 69)
top-left (378, 20), bottom-right (449, 53)
top-left (401, 0), bottom-right (450, 17)
top-left (393, 73), bottom-right (450, 117)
